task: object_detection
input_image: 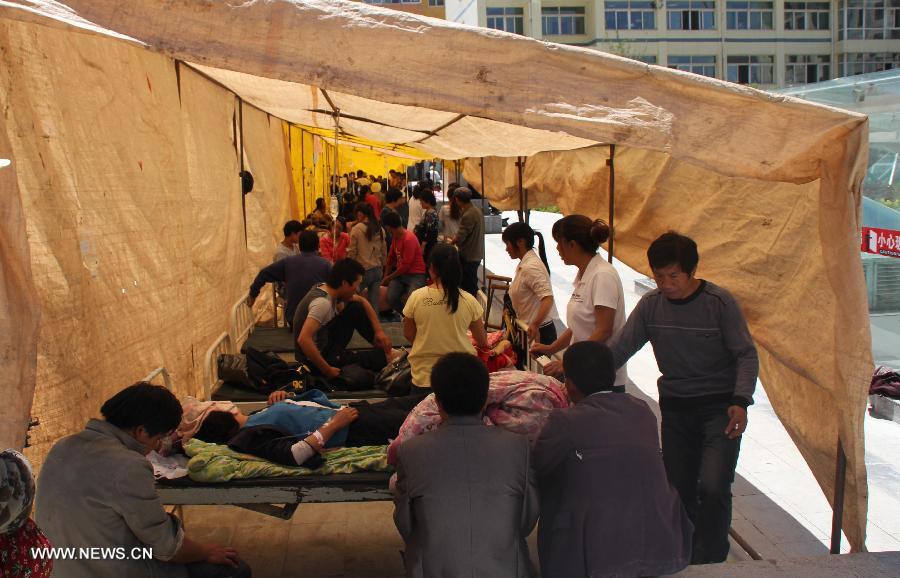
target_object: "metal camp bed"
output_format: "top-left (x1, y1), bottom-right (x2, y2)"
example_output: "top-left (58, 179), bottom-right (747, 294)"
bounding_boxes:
top-left (148, 362), bottom-right (393, 521)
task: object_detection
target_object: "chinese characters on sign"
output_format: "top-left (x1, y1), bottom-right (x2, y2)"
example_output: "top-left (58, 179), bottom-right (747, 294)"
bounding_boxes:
top-left (862, 227), bottom-right (900, 258)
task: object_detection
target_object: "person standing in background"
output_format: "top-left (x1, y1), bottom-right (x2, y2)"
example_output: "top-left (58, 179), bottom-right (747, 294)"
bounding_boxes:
top-left (348, 202), bottom-right (387, 315)
top-left (451, 187), bottom-right (484, 296)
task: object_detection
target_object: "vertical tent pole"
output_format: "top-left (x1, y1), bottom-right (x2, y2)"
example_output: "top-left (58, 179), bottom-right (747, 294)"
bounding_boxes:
top-left (333, 109), bottom-right (341, 214)
top-left (481, 158), bottom-right (487, 292)
top-left (606, 144), bottom-right (616, 264)
top-left (300, 128), bottom-right (307, 217)
top-left (830, 438), bottom-right (848, 554)
top-left (516, 156), bottom-right (525, 223)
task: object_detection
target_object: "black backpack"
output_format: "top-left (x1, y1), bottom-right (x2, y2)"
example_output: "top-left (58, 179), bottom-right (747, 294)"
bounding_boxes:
top-left (247, 347), bottom-right (304, 392)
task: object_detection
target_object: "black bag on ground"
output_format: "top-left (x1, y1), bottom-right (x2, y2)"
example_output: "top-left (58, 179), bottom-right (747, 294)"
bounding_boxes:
top-left (375, 350), bottom-right (413, 397)
top-left (244, 347), bottom-right (303, 394)
top-left (216, 354), bottom-right (256, 392)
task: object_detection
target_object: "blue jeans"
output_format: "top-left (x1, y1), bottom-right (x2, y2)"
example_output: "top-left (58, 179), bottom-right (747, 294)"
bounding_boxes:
top-left (361, 266), bottom-right (383, 313)
top-left (388, 274), bottom-right (426, 314)
top-left (661, 402), bottom-right (741, 564)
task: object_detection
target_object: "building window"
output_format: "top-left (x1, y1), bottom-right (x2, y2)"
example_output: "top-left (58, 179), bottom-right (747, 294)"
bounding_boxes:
top-left (841, 52), bottom-right (900, 76)
top-left (667, 1), bottom-right (717, 30)
top-left (668, 55), bottom-right (717, 77)
top-left (633, 55), bottom-right (659, 64)
top-left (784, 2), bottom-right (830, 30)
top-left (839, 0), bottom-right (900, 40)
top-left (542, 6), bottom-right (587, 35)
top-left (487, 7), bottom-right (525, 34)
top-left (429, 0), bottom-right (444, 5)
top-left (726, 1), bottom-right (773, 29)
top-left (727, 55), bottom-right (775, 84)
top-left (785, 54), bottom-right (831, 85)
top-left (605, 1), bottom-right (656, 30)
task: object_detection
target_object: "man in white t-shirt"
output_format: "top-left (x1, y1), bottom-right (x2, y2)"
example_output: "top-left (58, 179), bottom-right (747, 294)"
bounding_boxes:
top-left (274, 220), bottom-right (303, 262)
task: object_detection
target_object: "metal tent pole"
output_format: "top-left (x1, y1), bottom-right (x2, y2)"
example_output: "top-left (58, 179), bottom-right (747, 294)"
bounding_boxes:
top-left (830, 438), bottom-right (848, 554)
top-left (481, 158), bottom-right (487, 292)
top-left (606, 144), bottom-right (616, 264)
top-left (332, 109), bottom-right (341, 214)
top-left (300, 128), bottom-right (307, 217)
top-left (516, 156), bottom-right (525, 223)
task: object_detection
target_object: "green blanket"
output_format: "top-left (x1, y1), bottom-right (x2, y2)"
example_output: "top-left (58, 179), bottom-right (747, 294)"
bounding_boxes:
top-left (183, 438), bottom-right (392, 483)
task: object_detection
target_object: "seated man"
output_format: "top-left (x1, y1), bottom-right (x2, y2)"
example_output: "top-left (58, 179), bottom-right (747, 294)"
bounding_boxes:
top-left (381, 210), bottom-right (426, 315)
top-left (393, 353), bottom-right (538, 578)
top-left (532, 341), bottom-right (692, 578)
top-left (293, 258), bottom-right (393, 390)
top-left (274, 220), bottom-right (303, 262)
top-left (247, 230), bottom-right (331, 328)
top-left (194, 389), bottom-right (426, 467)
top-left (35, 383), bottom-right (251, 578)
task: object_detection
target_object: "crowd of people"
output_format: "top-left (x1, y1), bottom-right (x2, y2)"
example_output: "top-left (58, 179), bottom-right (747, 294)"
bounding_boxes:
top-left (17, 185), bottom-right (760, 577)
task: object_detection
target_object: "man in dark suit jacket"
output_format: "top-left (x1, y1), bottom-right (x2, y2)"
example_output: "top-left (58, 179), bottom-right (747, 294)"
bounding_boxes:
top-left (533, 341), bottom-right (693, 578)
top-left (393, 353), bottom-right (538, 578)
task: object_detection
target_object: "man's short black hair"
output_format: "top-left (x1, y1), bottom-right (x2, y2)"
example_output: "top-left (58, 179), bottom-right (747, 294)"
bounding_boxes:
top-left (431, 353), bottom-right (489, 416)
top-left (100, 382), bottom-right (182, 436)
top-left (647, 231), bottom-right (699, 274)
top-left (194, 411), bottom-right (241, 445)
top-left (385, 189), bottom-right (402, 204)
top-left (299, 230), bottom-right (320, 252)
top-left (382, 210), bottom-right (402, 229)
top-left (327, 258), bottom-right (365, 289)
top-left (562, 342), bottom-right (616, 396)
top-left (283, 220), bottom-right (304, 237)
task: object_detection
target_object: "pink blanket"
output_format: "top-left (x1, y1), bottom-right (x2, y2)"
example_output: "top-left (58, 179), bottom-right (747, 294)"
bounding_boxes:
top-left (388, 370), bottom-right (569, 464)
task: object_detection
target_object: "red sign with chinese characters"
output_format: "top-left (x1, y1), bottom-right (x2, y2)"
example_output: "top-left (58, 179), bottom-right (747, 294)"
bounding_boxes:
top-left (862, 227), bottom-right (900, 258)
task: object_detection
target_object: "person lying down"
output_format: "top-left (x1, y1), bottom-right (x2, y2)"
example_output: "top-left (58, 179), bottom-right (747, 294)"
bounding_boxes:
top-left (189, 390), bottom-right (426, 468)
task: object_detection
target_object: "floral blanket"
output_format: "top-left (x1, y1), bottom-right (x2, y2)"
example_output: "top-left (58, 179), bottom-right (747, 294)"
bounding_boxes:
top-left (182, 438), bottom-right (392, 483)
top-left (388, 370), bottom-right (568, 464)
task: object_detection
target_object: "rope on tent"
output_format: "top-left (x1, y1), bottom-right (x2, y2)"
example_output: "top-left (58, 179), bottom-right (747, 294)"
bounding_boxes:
top-left (237, 96), bottom-right (248, 247)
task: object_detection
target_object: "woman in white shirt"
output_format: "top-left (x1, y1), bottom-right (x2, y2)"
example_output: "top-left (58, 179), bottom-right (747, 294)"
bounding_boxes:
top-left (502, 222), bottom-right (558, 345)
top-left (531, 215), bottom-right (628, 387)
top-left (403, 243), bottom-right (489, 389)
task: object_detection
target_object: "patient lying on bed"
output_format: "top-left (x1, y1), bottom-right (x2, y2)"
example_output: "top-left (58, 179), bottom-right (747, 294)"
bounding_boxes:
top-left (190, 390), bottom-right (425, 468)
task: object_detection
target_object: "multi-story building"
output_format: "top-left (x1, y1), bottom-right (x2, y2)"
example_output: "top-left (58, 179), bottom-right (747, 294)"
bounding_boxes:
top-left (365, 0), bottom-right (900, 88)
top-left (360, 0), bottom-right (447, 19)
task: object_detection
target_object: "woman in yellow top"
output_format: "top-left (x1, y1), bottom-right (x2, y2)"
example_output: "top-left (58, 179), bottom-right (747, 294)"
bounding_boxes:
top-left (403, 243), bottom-right (489, 389)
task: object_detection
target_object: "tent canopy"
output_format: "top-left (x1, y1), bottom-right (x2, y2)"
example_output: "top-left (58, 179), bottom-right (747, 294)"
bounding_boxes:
top-left (0, 0), bottom-right (871, 550)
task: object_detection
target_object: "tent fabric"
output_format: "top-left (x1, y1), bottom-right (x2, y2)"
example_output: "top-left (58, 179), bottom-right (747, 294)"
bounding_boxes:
top-left (0, 0), bottom-right (871, 550)
top-left (0, 20), bottom-right (291, 464)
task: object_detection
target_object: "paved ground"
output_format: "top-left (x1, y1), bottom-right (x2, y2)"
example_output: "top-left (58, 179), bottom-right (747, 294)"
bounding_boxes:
top-left (183, 211), bottom-right (900, 576)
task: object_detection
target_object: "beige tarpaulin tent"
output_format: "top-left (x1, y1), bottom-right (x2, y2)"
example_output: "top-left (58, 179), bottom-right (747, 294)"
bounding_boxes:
top-left (0, 0), bottom-right (870, 550)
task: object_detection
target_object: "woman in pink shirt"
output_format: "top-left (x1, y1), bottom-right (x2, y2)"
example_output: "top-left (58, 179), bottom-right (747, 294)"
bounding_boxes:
top-left (320, 217), bottom-right (351, 262)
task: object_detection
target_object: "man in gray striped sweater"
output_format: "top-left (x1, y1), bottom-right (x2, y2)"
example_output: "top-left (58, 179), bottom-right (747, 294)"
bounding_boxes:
top-left (608, 232), bottom-right (759, 565)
